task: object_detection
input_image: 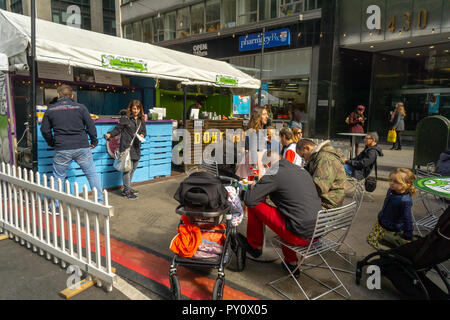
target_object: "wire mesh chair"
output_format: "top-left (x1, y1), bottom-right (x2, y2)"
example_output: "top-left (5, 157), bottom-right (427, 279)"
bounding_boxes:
top-left (267, 200), bottom-right (358, 300)
top-left (334, 179), bottom-right (365, 267)
top-left (413, 164), bottom-right (446, 236)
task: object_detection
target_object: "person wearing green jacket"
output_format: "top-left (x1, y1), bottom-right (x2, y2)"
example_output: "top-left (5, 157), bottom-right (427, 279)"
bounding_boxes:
top-left (297, 139), bottom-right (347, 209)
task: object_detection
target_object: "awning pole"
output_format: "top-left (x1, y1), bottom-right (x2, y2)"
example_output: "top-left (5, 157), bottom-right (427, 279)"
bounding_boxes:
top-left (183, 85), bottom-right (187, 129)
top-left (31, 0), bottom-right (38, 172)
top-left (257, 27), bottom-right (265, 109)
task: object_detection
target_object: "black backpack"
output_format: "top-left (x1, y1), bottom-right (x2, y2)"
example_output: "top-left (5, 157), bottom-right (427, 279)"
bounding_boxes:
top-left (174, 171), bottom-right (229, 212)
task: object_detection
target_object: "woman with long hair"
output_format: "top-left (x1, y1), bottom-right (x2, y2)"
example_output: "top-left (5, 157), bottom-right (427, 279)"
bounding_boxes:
top-left (105, 100), bottom-right (147, 199)
top-left (390, 102), bottom-right (406, 150)
top-left (236, 106), bottom-right (269, 179)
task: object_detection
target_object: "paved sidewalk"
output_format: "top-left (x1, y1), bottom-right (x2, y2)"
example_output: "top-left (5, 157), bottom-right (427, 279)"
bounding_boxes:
top-left (0, 237), bottom-right (128, 300)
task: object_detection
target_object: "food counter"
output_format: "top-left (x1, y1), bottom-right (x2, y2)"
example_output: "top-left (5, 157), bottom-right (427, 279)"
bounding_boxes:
top-left (36, 120), bottom-right (173, 191)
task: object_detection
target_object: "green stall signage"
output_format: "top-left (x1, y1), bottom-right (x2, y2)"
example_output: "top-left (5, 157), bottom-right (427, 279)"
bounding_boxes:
top-left (216, 75), bottom-right (238, 86)
top-left (101, 54), bottom-right (148, 73)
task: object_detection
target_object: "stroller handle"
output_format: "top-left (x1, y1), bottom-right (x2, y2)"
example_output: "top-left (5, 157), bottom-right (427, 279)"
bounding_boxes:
top-left (218, 175), bottom-right (238, 185)
top-left (175, 204), bottom-right (231, 218)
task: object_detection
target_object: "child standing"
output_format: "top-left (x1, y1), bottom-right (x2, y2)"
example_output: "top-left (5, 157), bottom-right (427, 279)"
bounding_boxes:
top-left (367, 168), bottom-right (416, 250)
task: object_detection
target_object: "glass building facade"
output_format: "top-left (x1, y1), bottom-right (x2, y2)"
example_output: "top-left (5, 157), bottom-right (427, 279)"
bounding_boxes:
top-left (332, 0), bottom-right (450, 140)
top-left (122, 0), bottom-right (322, 43)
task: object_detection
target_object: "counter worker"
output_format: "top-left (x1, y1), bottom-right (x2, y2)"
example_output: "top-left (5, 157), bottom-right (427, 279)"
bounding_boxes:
top-left (187, 99), bottom-right (203, 120)
top-left (40, 84), bottom-right (103, 204)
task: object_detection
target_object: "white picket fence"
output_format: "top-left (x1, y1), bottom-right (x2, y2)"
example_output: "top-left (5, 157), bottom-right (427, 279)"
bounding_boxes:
top-left (0, 162), bottom-right (116, 291)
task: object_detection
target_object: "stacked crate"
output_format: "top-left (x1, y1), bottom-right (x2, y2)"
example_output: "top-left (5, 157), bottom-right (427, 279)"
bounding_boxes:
top-left (37, 121), bottom-right (172, 192)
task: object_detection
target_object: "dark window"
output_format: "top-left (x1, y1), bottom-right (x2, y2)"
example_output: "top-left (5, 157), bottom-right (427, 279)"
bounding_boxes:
top-left (103, 0), bottom-right (116, 36)
top-left (10, 0), bottom-right (23, 14)
top-left (0, 0), bottom-right (6, 10)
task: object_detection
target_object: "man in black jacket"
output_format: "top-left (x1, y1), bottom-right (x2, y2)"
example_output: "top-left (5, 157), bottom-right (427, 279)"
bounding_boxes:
top-left (40, 85), bottom-right (103, 203)
top-left (238, 152), bottom-right (322, 275)
top-left (343, 132), bottom-right (383, 180)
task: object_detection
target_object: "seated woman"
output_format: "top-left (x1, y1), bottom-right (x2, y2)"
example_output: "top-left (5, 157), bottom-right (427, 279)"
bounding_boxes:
top-left (279, 128), bottom-right (303, 167)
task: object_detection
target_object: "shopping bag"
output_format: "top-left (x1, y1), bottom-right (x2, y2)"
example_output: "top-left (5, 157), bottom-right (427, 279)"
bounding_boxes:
top-left (387, 129), bottom-right (397, 143)
top-left (113, 148), bottom-right (132, 172)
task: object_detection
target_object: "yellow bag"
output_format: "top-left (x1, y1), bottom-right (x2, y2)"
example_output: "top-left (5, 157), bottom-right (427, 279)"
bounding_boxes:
top-left (387, 129), bottom-right (397, 143)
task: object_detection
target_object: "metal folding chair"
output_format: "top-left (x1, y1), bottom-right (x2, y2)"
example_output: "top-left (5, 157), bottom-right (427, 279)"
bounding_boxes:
top-left (413, 166), bottom-right (446, 236)
top-left (335, 179), bottom-right (365, 266)
top-left (267, 201), bottom-right (358, 300)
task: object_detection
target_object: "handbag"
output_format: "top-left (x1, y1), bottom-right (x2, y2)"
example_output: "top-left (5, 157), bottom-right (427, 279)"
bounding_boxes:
top-left (387, 129), bottom-right (397, 143)
top-left (365, 160), bottom-right (377, 193)
top-left (113, 121), bottom-right (141, 173)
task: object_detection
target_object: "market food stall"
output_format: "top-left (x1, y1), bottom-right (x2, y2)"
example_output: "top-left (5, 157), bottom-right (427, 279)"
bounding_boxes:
top-left (0, 9), bottom-right (260, 190)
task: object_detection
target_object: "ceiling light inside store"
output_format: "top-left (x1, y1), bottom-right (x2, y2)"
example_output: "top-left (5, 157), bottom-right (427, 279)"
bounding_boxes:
top-left (407, 41), bottom-right (412, 44)
top-left (343, 33), bottom-right (347, 37)
top-left (445, 50), bottom-right (449, 53)
top-left (400, 50), bottom-right (405, 54)
top-left (416, 53), bottom-right (421, 56)
top-left (370, 45), bottom-right (374, 48)
top-left (429, 46), bottom-right (435, 49)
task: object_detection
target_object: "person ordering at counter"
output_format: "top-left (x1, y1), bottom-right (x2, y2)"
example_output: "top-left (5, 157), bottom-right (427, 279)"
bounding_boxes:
top-left (104, 100), bottom-right (147, 199)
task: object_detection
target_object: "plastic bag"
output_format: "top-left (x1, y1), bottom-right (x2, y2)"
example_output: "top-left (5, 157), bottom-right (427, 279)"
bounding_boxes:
top-left (387, 129), bottom-right (397, 143)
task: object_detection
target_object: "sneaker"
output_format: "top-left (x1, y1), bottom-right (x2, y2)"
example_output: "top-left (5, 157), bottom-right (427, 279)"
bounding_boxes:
top-left (121, 190), bottom-right (137, 200)
top-left (283, 263), bottom-right (300, 278)
top-left (236, 233), bottom-right (262, 258)
top-left (129, 188), bottom-right (139, 195)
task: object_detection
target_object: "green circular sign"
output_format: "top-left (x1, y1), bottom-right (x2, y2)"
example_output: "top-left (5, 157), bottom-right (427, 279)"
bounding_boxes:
top-left (414, 177), bottom-right (450, 199)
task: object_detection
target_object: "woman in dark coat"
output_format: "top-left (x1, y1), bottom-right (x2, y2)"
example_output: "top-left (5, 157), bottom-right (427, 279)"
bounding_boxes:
top-left (347, 105), bottom-right (366, 155)
top-left (104, 100), bottom-right (147, 199)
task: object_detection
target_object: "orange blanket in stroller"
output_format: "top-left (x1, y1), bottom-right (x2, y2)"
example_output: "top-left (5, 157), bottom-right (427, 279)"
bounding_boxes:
top-left (169, 215), bottom-right (226, 258)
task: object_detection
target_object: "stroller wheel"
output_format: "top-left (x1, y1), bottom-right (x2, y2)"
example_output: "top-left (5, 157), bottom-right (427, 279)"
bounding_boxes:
top-left (169, 274), bottom-right (181, 300)
top-left (212, 277), bottom-right (225, 300)
top-left (235, 243), bottom-right (246, 272)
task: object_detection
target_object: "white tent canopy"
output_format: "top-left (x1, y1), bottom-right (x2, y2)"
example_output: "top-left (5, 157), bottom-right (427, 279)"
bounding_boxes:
top-left (0, 9), bottom-right (260, 89)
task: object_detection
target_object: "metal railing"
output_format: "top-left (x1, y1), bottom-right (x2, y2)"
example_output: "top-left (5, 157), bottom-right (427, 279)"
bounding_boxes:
top-left (0, 163), bottom-right (116, 291)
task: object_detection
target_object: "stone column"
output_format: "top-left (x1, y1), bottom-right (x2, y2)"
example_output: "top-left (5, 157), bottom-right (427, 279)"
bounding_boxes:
top-left (90, 0), bottom-right (104, 34)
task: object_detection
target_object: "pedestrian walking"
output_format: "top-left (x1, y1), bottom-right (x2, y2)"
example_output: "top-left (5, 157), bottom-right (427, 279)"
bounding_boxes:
top-left (346, 105), bottom-right (366, 155)
top-left (390, 102), bottom-right (406, 150)
top-left (104, 100), bottom-right (147, 199)
top-left (40, 84), bottom-right (103, 204)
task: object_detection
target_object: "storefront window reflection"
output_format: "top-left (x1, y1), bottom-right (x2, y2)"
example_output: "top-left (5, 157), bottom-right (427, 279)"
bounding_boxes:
top-left (191, 3), bottom-right (205, 34)
top-left (222, 0), bottom-right (236, 28)
top-left (238, 0), bottom-right (257, 25)
top-left (0, 0), bottom-right (6, 10)
top-left (153, 15), bottom-right (164, 42)
top-left (164, 11), bottom-right (176, 40)
top-left (370, 43), bottom-right (450, 134)
top-left (143, 18), bottom-right (153, 43)
top-left (176, 7), bottom-right (190, 38)
top-left (206, 0), bottom-right (220, 32)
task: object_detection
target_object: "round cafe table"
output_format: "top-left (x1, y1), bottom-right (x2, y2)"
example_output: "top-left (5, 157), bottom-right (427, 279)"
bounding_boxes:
top-left (413, 176), bottom-right (450, 200)
top-left (336, 133), bottom-right (367, 158)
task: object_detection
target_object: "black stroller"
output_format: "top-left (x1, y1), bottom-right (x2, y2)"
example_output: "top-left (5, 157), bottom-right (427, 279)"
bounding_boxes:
top-left (169, 172), bottom-right (246, 300)
top-left (356, 206), bottom-right (450, 300)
